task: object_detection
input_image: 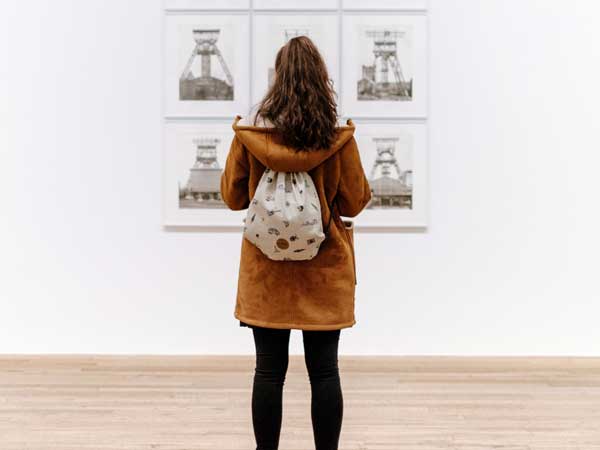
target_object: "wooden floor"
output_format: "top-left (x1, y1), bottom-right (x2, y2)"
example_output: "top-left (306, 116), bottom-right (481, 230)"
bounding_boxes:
top-left (1, 356), bottom-right (599, 450)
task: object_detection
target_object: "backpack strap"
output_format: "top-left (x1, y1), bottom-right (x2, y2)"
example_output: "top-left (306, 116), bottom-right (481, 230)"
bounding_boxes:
top-left (324, 194), bottom-right (338, 235)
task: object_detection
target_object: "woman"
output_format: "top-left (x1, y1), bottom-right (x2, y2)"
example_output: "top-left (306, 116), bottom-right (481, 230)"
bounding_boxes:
top-left (220, 36), bottom-right (371, 450)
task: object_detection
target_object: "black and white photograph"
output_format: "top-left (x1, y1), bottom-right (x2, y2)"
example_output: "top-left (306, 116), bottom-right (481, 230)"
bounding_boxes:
top-left (179, 29), bottom-right (234, 102)
top-left (342, 14), bottom-right (427, 118)
top-left (252, 14), bottom-right (339, 107)
top-left (164, 14), bottom-right (249, 117)
top-left (356, 28), bottom-right (413, 102)
top-left (364, 135), bottom-right (413, 209)
top-left (163, 122), bottom-right (245, 226)
top-left (177, 136), bottom-right (227, 209)
top-left (352, 122), bottom-right (428, 227)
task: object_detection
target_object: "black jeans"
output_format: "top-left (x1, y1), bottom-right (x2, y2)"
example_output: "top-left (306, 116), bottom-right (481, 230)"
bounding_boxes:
top-left (251, 325), bottom-right (343, 450)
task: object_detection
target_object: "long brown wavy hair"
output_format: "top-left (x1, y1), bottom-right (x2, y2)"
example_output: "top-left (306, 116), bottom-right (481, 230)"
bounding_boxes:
top-left (253, 35), bottom-right (338, 151)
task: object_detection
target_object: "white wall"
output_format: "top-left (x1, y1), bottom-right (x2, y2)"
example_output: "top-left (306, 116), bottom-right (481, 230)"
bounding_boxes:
top-left (1, 0), bottom-right (598, 355)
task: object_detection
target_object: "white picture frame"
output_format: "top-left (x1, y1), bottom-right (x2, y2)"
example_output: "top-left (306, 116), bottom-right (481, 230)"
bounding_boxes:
top-left (341, 14), bottom-right (428, 118)
top-left (253, 0), bottom-right (338, 10)
top-left (348, 121), bottom-right (428, 228)
top-left (164, 0), bottom-right (250, 10)
top-left (164, 13), bottom-right (250, 118)
top-left (163, 121), bottom-right (246, 227)
top-left (251, 14), bottom-right (340, 108)
top-left (343, 0), bottom-right (427, 10)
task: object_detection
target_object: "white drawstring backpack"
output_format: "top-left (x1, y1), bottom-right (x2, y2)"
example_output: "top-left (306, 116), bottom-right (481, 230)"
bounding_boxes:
top-left (242, 167), bottom-right (335, 261)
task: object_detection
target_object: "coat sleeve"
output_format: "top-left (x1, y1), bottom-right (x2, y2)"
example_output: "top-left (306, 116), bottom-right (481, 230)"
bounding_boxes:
top-left (336, 136), bottom-right (372, 217)
top-left (220, 134), bottom-right (250, 211)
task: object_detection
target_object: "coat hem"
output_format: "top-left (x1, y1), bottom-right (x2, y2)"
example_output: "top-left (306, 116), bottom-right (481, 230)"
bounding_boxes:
top-left (235, 312), bottom-right (355, 331)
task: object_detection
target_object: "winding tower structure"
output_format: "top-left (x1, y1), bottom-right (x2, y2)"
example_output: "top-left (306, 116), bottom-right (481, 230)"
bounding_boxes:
top-left (358, 29), bottom-right (412, 100)
top-left (180, 29), bottom-right (234, 100)
top-left (180, 138), bottom-right (225, 208)
top-left (368, 137), bottom-right (413, 208)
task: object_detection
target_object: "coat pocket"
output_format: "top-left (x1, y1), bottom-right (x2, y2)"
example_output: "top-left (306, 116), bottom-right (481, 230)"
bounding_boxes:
top-left (341, 219), bottom-right (356, 285)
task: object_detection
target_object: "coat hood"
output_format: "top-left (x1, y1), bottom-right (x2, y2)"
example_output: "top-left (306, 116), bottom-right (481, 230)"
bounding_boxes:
top-left (231, 114), bottom-right (356, 172)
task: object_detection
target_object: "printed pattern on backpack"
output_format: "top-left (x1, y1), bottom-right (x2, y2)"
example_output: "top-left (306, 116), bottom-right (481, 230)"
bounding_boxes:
top-left (243, 168), bottom-right (326, 261)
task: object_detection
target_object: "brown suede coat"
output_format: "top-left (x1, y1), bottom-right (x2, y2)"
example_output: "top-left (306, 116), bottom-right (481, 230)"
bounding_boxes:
top-left (220, 115), bottom-right (372, 330)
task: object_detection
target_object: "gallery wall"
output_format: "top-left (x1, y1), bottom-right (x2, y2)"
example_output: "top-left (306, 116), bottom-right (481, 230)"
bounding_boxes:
top-left (1, 0), bottom-right (598, 355)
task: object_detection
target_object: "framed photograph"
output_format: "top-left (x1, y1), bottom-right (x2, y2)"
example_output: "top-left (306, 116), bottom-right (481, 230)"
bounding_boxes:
top-left (343, 0), bottom-right (427, 10)
top-left (348, 121), bottom-right (428, 228)
top-left (163, 121), bottom-right (246, 227)
top-left (163, 0), bottom-right (250, 10)
top-left (251, 14), bottom-right (339, 108)
top-left (164, 13), bottom-right (250, 118)
top-left (341, 14), bottom-right (428, 118)
top-left (253, 0), bottom-right (338, 10)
